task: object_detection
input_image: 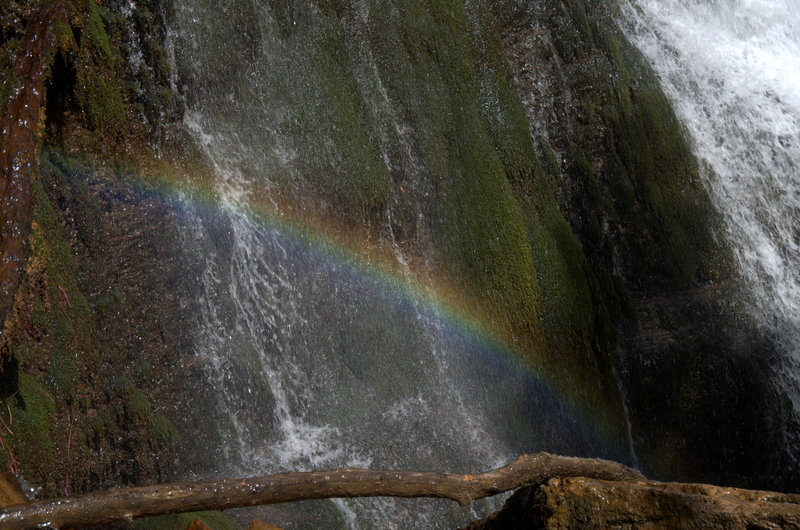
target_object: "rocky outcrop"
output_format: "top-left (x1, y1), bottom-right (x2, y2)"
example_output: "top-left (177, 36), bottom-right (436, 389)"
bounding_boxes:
top-left (621, 284), bottom-right (797, 490)
top-left (491, 0), bottom-right (723, 296)
top-left (467, 477), bottom-right (800, 529)
top-left (0, 0), bottom-right (796, 521)
top-left (490, 0), bottom-right (798, 490)
top-left (0, 3), bottom-right (63, 333)
top-left (0, 0), bottom-right (199, 498)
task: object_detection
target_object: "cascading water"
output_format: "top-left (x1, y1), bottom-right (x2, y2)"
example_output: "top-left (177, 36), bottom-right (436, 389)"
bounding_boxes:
top-left (164, 2), bottom-right (623, 527)
top-left (617, 0), bottom-right (800, 435)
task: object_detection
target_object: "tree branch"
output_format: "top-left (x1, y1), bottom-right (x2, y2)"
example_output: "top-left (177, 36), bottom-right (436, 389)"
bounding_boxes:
top-left (0, 452), bottom-right (643, 529)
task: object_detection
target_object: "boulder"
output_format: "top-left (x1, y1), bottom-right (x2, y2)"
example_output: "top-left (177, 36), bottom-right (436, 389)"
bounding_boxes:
top-left (466, 477), bottom-right (800, 529)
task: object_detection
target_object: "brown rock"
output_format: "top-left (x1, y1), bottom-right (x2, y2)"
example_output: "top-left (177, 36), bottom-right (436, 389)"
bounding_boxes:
top-left (468, 477), bottom-right (800, 529)
top-left (0, 3), bottom-right (63, 330)
top-left (247, 519), bottom-right (284, 530)
top-left (0, 474), bottom-right (26, 508)
top-left (184, 518), bottom-right (213, 530)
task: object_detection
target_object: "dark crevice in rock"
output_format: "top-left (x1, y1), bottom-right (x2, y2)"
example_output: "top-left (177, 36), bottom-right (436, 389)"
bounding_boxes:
top-left (44, 50), bottom-right (78, 145)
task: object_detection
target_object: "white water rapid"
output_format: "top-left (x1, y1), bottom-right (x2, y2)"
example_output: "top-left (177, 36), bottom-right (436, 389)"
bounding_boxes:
top-left (618, 1), bottom-right (800, 415)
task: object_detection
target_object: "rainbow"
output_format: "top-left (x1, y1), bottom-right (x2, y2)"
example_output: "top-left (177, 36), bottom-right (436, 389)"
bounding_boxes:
top-left (130, 155), bottom-right (633, 465)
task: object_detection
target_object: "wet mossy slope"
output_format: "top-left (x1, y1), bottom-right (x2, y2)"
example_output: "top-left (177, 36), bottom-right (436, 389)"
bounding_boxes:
top-left (335, 0), bottom-right (627, 443)
top-left (168, 0), bottom-right (632, 447)
top-left (0, 0), bottom-right (198, 501)
top-left (492, 0), bottom-right (795, 489)
top-left (0, 0), bottom-right (655, 496)
top-left (492, 0), bottom-right (722, 303)
top-left (1, 0), bottom-right (780, 518)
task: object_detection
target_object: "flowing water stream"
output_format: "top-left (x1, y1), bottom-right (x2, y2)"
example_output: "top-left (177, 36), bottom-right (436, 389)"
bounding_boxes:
top-left (157, 0), bottom-right (800, 525)
top-left (165, 2), bottom-right (621, 527)
top-left (617, 0), bottom-right (800, 436)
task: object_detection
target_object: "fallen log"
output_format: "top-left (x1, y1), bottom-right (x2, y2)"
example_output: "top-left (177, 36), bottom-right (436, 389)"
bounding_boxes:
top-left (0, 452), bottom-right (642, 529)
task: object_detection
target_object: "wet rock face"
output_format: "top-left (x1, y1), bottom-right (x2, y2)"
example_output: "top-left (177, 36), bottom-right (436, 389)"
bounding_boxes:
top-left (0, 0), bottom-right (794, 512)
top-left (0, 0), bottom-right (211, 495)
top-left (35, 150), bottom-right (245, 486)
top-left (0, 151), bottom-right (204, 497)
top-left (0, 4), bottom-right (62, 333)
top-left (622, 285), bottom-right (798, 490)
top-left (491, 0), bottom-right (796, 490)
top-left (491, 0), bottom-right (722, 296)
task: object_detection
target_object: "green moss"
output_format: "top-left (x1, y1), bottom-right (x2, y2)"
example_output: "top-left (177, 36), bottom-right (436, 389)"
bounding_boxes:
top-left (75, 65), bottom-right (125, 133)
top-left (127, 389), bottom-right (152, 419)
top-left (0, 179), bottom-right (97, 487)
top-left (355, 0), bottom-right (543, 337)
top-left (1, 373), bottom-right (57, 476)
top-left (88, 409), bottom-right (110, 439)
top-left (47, 349), bottom-right (79, 395)
top-left (566, 0), bottom-right (594, 43)
top-left (133, 510), bottom-right (240, 530)
top-left (86, 4), bottom-right (115, 62)
top-left (471, 7), bottom-right (540, 182)
top-left (463, 3), bottom-right (630, 434)
top-left (609, 73), bottom-right (712, 284)
top-left (151, 414), bottom-right (180, 448)
top-left (283, 9), bottom-right (391, 212)
top-left (511, 0), bottom-right (722, 292)
top-left (435, 111), bottom-right (541, 333)
top-left (61, 1), bottom-right (127, 136)
top-left (108, 375), bottom-right (153, 420)
top-left (39, 149), bottom-right (103, 255)
top-left (470, 5), bottom-right (592, 344)
top-left (31, 175), bottom-right (97, 356)
top-left (52, 17), bottom-right (76, 53)
top-left (569, 148), bottom-right (600, 208)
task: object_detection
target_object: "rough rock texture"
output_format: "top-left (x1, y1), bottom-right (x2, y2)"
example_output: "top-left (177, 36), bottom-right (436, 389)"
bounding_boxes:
top-left (0, 473), bottom-right (26, 509)
top-left (0, 0), bottom-right (796, 521)
top-left (491, 0), bottom-right (722, 295)
top-left (621, 284), bottom-right (797, 490)
top-left (0, 3), bottom-right (62, 333)
top-left (246, 520), bottom-right (284, 530)
top-left (490, 0), bottom-right (798, 489)
top-left (467, 477), bottom-right (800, 529)
top-left (166, 0), bottom-right (634, 457)
top-left (0, 0), bottom-right (202, 498)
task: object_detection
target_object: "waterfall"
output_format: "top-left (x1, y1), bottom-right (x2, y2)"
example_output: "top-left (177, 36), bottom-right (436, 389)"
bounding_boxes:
top-left (164, 2), bottom-right (619, 527)
top-left (617, 1), bottom-right (800, 425)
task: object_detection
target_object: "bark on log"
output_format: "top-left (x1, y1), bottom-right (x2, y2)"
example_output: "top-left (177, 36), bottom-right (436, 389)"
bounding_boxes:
top-left (0, 452), bottom-right (642, 529)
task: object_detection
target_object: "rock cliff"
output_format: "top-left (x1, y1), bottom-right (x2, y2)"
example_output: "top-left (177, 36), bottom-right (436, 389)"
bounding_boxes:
top-left (0, 0), bottom-right (794, 525)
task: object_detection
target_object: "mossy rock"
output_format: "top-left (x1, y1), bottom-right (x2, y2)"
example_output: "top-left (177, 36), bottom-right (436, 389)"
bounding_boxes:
top-left (75, 59), bottom-right (125, 133)
top-left (60, 1), bottom-right (127, 136)
top-left (151, 413), bottom-right (180, 448)
top-left (132, 510), bottom-right (240, 530)
top-left (1, 373), bottom-right (57, 478)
